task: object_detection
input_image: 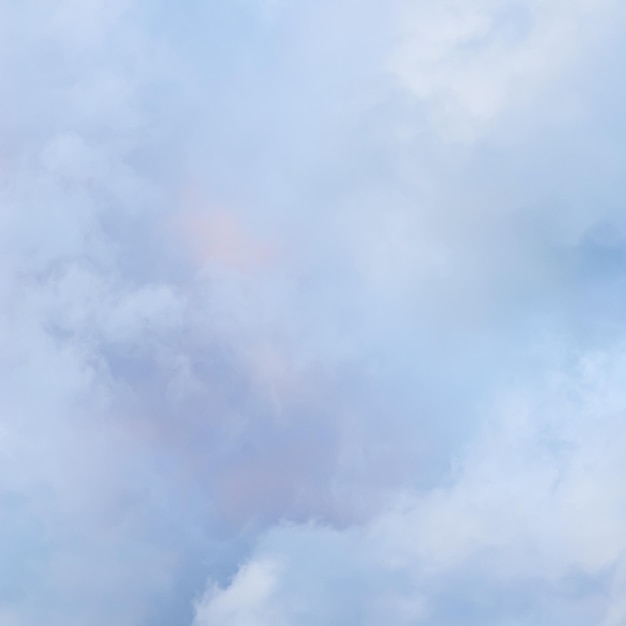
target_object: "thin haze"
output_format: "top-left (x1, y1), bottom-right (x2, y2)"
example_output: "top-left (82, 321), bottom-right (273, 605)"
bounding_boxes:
top-left (2, 1), bottom-right (626, 624)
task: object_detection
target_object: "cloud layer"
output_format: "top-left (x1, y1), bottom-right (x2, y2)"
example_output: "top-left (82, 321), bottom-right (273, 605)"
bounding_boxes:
top-left (2, 1), bottom-right (626, 624)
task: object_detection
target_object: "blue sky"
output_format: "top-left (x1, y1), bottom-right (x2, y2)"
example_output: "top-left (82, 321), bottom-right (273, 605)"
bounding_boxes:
top-left (2, 1), bottom-right (626, 624)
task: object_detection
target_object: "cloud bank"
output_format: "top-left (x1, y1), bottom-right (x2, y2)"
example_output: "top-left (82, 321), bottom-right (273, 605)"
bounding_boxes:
top-left (1, 1), bottom-right (626, 625)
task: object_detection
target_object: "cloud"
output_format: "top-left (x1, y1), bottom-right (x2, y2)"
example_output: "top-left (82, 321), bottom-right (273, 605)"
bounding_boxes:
top-left (388, 0), bottom-right (617, 140)
top-left (194, 559), bottom-right (286, 626)
top-left (2, 0), bottom-right (626, 625)
top-left (195, 344), bottom-right (626, 625)
top-left (176, 207), bottom-right (274, 273)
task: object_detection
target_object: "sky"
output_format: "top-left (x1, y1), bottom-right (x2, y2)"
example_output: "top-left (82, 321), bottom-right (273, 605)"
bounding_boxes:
top-left (2, 1), bottom-right (626, 624)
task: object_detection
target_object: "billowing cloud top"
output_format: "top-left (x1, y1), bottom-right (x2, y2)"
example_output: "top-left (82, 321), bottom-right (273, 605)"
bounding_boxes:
top-left (2, 1), bottom-right (626, 625)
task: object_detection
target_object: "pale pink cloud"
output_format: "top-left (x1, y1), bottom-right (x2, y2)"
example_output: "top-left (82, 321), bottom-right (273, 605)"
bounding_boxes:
top-left (173, 188), bottom-right (276, 273)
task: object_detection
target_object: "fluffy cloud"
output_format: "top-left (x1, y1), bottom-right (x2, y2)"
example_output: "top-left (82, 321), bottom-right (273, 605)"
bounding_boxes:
top-left (388, 0), bottom-right (617, 140)
top-left (195, 345), bottom-right (626, 625)
top-left (2, 0), bottom-right (626, 625)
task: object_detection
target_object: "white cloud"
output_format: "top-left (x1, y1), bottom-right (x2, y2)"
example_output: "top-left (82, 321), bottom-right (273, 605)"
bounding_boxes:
top-left (388, 0), bottom-right (617, 140)
top-left (194, 344), bottom-right (626, 625)
top-left (3, 1), bottom-right (626, 625)
top-left (194, 560), bottom-right (286, 626)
